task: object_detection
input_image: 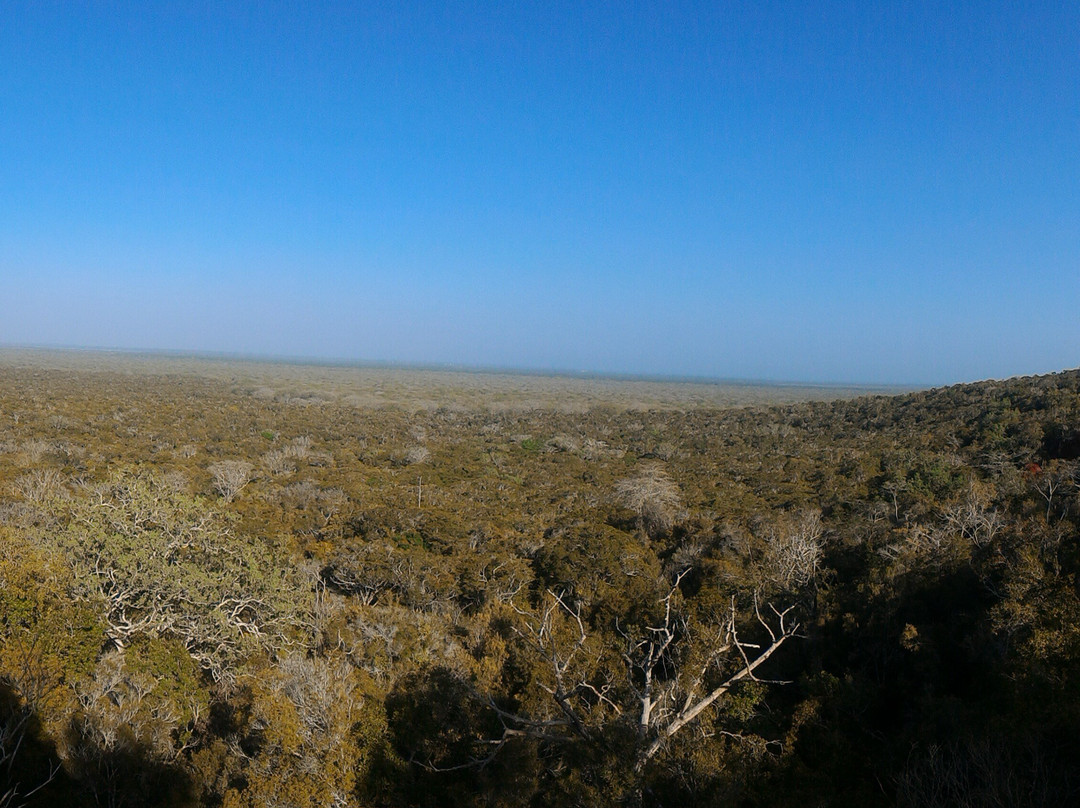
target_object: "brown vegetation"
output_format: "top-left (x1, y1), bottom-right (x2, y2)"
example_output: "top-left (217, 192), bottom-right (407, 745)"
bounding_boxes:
top-left (1, 351), bottom-right (1078, 806)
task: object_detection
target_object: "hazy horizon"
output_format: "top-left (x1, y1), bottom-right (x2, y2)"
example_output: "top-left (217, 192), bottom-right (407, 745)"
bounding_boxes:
top-left (3, 3), bottom-right (1077, 386)
top-left (0, 341), bottom-right (1055, 392)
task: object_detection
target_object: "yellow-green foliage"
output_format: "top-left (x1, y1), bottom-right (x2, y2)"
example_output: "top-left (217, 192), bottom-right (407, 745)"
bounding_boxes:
top-left (220, 655), bottom-right (383, 808)
top-left (0, 527), bottom-right (102, 727)
top-left (34, 470), bottom-right (313, 681)
top-left (1, 357), bottom-right (1079, 807)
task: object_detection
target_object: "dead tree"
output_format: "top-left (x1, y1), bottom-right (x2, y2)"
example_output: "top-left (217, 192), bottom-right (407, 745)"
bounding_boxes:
top-left (620, 577), bottom-right (800, 771)
top-left (208, 460), bottom-right (254, 502)
top-left (466, 578), bottom-right (800, 774)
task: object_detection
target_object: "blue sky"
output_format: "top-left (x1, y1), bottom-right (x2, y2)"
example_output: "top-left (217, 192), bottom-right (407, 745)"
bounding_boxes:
top-left (2, 1), bottom-right (1077, 384)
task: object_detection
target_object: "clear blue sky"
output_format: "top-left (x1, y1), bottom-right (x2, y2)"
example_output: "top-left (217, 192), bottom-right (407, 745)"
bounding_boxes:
top-left (2, 1), bottom-right (1077, 384)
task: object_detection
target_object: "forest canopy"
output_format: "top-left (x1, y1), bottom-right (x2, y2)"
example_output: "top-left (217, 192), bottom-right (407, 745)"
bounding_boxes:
top-left (1, 358), bottom-right (1078, 807)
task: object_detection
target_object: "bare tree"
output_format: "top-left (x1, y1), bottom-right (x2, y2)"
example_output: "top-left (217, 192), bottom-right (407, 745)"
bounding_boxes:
top-left (209, 460), bottom-right (254, 502)
top-left (1031, 460), bottom-right (1078, 522)
top-left (261, 437), bottom-right (315, 476)
top-left (897, 735), bottom-right (1075, 808)
top-left (67, 649), bottom-right (205, 808)
top-left (615, 463), bottom-right (682, 538)
top-left (405, 446), bottom-right (431, 465)
top-left (227, 654), bottom-right (364, 807)
top-left (762, 510), bottom-right (824, 590)
top-left (882, 479), bottom-right (908, 523)
top-left (1, 674), bottom-right (60, 808)
top-left (450, 579), bottom-right (800, 775)
top-left (1, 710), bottom-right (59, 808)
top-left (12, 469), bottom-right (66, 505)
top-left (943, 486), bottom-right (1003, 548)
top-left (621, 582), bottom-right (799, 770)
top-left (261, 448), bottom-right (295, 476)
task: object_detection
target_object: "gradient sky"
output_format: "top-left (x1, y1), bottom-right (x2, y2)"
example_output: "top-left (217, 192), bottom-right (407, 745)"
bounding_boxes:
top-left (2, 1), bottom-right (1077, 384)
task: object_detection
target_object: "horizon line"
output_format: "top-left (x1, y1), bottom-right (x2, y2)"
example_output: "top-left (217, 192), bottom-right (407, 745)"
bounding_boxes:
top-left (0, 340), bottom-right (1012, 392)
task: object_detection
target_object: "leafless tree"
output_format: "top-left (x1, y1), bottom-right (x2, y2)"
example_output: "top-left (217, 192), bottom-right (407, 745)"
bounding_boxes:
top-left (897, 735), bottom-right (1076, 808)
top-left (19, 440), bottom-right (52, 465)
top-left (456, 579), bottom-right (800, 774)
top-left (405, 446), bottom-right (431, 465)
top-left (67, 650), bottom-right (204, 808)
top-left (621, 581), bottom-right (800, 770)
top-left (943, 487), bottom-right (1003, 548)
top-left (1, 648), bottom-right (60, 808)
top-left (762, 510), bottom-right (824, 589)
top-left (882, 479), bottom-right (908, 523)
top-left (1031, 460), bottom-right (1078, 522)
top-left (262, 437), bottom-right (316, 476)
top-left (209, 460), bottom-right (254, 502)
top-left (262, 448), bottom-right (296, 476)
top-left (11, 469), bottom-right (66, 505)
top-left (615, 463), bottom-right (682, 537)
top-left (1, 706), bottom-right (59, 808)
top-left (73, 651), bottom-right (183, 763)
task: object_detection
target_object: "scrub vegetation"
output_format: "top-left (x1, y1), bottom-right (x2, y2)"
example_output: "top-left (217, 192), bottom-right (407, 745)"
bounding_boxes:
top-left (1, 352), bottom-right (1078, 807)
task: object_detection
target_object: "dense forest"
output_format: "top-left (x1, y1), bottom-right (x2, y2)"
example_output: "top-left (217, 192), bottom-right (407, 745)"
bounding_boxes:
top-left (1, 358), bottom-right (1078, 807)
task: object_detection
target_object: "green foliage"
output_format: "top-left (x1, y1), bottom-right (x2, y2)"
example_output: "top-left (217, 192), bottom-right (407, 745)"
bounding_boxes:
top-left (533, 523), bottom-right (661, 615)
top-left (0, 530), bottom-right (104, 805)
top-left (218, 655), bottom-right (382, 808)
top-left (37, 471), bottom-right (313, 682)
top-left (2, 360), bottom-right (1080, 806)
